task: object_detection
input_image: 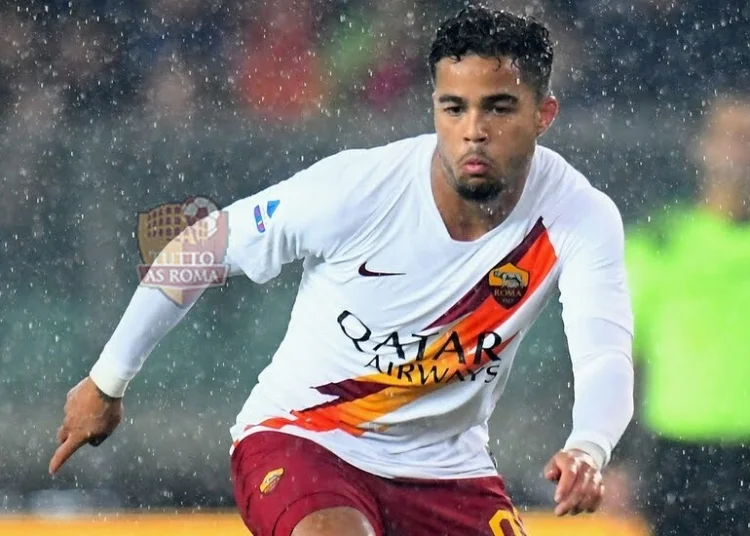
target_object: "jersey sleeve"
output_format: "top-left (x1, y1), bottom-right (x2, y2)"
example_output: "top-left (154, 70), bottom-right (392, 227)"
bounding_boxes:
top-left (223, 149), bottom-right (374, 284)
top-left (557, 191), bottom-right (634, 334)
top-left (556, 189), bottom-right (635, 468)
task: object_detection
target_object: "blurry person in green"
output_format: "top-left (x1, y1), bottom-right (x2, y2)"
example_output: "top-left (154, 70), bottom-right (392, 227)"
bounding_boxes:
top-left (605, 93), bottom-right (750, 535)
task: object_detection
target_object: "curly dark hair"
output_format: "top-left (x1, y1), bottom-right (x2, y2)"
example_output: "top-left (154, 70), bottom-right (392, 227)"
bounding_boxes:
top-left (428, 6), bottom-right (554, 100)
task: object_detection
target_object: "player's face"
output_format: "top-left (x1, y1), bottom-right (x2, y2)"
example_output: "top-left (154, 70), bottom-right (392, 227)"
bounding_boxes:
top-left (432, 55), bottom-right (558, 202)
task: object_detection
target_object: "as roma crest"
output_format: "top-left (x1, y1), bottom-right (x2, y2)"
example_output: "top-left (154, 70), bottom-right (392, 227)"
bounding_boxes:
top-left (488, 263), bottom-right (530, 308)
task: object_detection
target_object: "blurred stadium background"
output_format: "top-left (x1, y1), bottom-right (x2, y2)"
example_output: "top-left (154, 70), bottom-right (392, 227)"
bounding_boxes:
top-left (1, 0), bottom-right (748, 533)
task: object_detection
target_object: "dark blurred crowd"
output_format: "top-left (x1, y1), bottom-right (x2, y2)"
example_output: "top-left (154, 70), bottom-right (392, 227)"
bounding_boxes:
top-left (3, 0), bottom-right (748, 247)
top-left (1, 0), bottom-right (748, 128)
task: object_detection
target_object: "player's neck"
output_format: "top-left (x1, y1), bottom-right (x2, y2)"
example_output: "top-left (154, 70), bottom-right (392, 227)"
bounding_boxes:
top-left (430, 155), bottom-right (525, 242)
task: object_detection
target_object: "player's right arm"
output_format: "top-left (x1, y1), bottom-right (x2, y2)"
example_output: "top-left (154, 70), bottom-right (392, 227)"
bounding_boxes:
top-left (49, 148), bottom-right (379, 475)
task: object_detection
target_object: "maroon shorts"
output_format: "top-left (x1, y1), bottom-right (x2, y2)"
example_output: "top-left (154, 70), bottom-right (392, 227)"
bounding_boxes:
top-left (230, 431), bottom-right (526, 536)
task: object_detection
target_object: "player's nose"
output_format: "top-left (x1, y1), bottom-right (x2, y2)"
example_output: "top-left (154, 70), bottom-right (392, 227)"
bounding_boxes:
top-left (462, 110), bottom-right (489, 144)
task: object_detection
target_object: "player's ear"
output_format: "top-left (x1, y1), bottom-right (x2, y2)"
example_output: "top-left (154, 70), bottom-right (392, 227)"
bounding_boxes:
top-left (535, 94), bottom-right (559, 137)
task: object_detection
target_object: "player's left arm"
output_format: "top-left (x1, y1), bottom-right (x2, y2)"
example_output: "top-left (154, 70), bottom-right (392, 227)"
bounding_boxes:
top-left (545, 189), bottom-right (635, 516)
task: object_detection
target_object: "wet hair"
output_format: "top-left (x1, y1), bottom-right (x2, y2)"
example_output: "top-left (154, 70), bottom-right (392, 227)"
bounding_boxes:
top-left (428, 5), bottom-right (554, 100)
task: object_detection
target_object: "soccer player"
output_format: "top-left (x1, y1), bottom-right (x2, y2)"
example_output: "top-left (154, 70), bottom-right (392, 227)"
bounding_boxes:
top-left (50, 7), bottom-right (634, 536)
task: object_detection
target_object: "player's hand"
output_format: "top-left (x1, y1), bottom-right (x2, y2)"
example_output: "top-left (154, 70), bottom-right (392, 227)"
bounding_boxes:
top-left (543, 449), bottom-right (603, 516)
top-left (49, 376), bottom-right (123, 475)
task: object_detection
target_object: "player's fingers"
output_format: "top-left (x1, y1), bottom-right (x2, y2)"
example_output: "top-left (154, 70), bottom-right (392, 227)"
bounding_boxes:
top-left (553, 458), bottom-right (580, 502)
top-left (554, 467), bottom-right (589, 516)
top-left (543, 458), bottom-right (562, 481)
top-left (556, 493), bottom-right (585, 516)
top-left (580, 494), bottom-right (596, 514)
top-left (573, 487), bottom-right (596, 515)
top-left (569, 469), bottom-right (601, 515)
top-left (585, 484), bottom-right (605, 513)
top-left (56, 424), bottom-right (68, 444)
top-left (554, 494), bottom-right (576, 515)
top-left (554, 485), bottom-right (578, 515)
top-left (48, 434), bottom-right (85, 475)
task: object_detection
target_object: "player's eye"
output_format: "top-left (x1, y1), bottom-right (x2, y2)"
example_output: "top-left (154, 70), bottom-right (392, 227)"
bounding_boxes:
top-left (492, 107), bottom-right (512, 115)
top-left (443, 106), bottom-right (463, 116)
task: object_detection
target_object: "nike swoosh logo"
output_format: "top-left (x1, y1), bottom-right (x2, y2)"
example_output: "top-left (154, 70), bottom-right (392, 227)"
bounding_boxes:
top-left (358, 262), bottom-right (404, 277)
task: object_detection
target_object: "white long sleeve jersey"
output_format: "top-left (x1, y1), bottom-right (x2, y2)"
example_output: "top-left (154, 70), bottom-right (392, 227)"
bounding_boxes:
top-left (92, 133), bottom-right (634, 480)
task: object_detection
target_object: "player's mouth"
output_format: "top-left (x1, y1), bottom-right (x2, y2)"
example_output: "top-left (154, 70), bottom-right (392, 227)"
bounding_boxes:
top-left (461, 156), bottom-right (491, 175)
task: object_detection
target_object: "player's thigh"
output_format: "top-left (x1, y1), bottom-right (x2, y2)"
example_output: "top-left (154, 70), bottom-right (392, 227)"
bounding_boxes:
top-left (378, 474), bottom-right (527, 536)
top-left (231, 431), bottom-right (383, 536)
top-left (292, 506), bottom-right (379, 536)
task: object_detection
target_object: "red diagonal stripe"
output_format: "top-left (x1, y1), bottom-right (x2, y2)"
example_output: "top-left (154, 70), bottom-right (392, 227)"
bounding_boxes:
top-left (303, 379), bottom-right (390, 411)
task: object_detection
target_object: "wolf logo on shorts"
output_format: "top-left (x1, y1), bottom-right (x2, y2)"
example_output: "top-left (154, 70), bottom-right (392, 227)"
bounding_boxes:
top-left (259, 468), bottom-right (284, 494)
